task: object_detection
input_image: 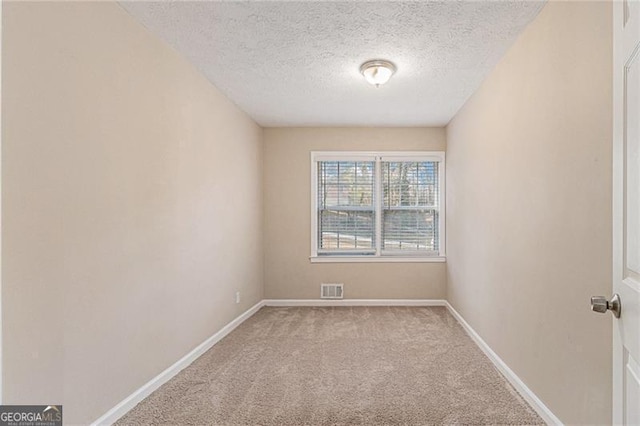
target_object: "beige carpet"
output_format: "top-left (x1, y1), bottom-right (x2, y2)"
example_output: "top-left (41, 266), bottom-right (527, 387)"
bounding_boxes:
top-left (117, 306), bottom-right (543, 425)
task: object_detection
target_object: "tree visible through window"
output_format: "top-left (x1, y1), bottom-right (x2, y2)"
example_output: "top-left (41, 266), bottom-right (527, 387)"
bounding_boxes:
top-left (312, 152), bottom-right (445, 260)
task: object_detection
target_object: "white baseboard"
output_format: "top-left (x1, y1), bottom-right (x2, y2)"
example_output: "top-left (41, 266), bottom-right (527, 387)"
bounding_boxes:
top-left (91, 301), bottom-right (265, 426)
top-left (263, 298), bottom-right (447, 307)
top-left (444, 302), bottom-right (562, 426)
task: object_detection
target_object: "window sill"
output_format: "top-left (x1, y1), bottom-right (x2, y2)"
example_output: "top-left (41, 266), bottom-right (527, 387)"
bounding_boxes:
top-left (309, 256), bottom-right (446, 264)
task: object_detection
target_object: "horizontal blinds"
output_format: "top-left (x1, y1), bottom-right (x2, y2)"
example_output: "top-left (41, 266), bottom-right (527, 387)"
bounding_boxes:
top-left (382, 161), bottom-right (439, 252)
top-left (318, 161), bottom-right (375, 252)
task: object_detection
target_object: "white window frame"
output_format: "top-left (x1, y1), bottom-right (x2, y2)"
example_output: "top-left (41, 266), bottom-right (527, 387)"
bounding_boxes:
top-left (310, 151), bottom-right (446, 263)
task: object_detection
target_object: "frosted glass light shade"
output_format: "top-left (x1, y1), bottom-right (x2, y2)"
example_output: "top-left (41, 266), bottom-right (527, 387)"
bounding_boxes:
top-left (360, 60), bottom-right (396, 87)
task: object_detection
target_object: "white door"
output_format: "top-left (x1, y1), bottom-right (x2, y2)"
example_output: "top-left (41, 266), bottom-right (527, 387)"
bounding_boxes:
top-left (613, 0), bottom-right (640, 424)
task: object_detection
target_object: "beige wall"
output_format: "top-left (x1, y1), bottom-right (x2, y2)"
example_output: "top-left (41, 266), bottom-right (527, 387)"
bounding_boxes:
top-left (2, 2), bottom-right (263, 424)
top-left (264, 128), bottom-right (446, 300)
top-left (446, 2), bottom-right (612, 424)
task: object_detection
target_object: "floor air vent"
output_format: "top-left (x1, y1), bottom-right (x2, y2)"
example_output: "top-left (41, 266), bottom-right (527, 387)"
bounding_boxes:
top-left (321, 283), bottom-right (343, 299)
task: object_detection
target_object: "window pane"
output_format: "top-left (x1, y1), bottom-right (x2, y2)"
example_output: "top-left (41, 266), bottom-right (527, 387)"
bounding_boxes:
top-left (318, 161), bottom-right (374, 208)
top-left (320, 210), bottom-right (374, 249)
top-left (382, 161), bottom-right (439, 252)
top-left (318, 161), bottom-right (375, 253)
top-left (382, 209), bottom-right (438, 251)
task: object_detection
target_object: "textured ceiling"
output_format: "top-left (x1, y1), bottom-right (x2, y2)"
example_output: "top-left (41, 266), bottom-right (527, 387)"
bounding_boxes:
top-left (120, 1), bottom-right (545, 127)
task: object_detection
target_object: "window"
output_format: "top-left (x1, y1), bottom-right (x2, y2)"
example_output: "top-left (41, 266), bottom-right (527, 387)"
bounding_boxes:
top-left (311, 151), bottom-right (445, 262)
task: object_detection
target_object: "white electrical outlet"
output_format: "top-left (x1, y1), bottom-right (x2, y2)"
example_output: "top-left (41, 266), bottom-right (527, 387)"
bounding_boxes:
top-left (235, 291), bottom-right (240, 304)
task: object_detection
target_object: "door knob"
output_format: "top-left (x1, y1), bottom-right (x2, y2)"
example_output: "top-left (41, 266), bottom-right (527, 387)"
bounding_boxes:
top-left (590, 293), bottom-right (621, 318)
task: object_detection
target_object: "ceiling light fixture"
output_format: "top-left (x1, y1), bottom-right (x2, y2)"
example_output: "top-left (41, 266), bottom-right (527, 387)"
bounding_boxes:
top-left (360, 59), bottom-right (396, 87)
